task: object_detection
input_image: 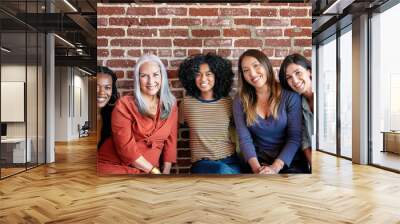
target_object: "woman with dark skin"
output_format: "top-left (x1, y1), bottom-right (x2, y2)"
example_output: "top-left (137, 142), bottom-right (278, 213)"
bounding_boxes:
top-left (178, 53), bottom-right (241, 174)
top-left (279, 54), bottom-right (313, 167)
top-left (97, 66), bottom-right (119, 148)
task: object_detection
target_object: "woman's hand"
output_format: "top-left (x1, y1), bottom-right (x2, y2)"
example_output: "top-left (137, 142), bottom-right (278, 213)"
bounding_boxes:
top-left (162, 162), bottom-right (172, 174)
top-left (132, 156), bottom-right (155, 174)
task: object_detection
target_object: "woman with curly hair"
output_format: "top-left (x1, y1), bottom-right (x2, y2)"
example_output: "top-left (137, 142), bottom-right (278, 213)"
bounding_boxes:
top-left (98, 54), bottom-right (178, 175)
top-left (178, 53), bottom-right (241, 174)
top-left (233, 49), bottom-right (310, 174)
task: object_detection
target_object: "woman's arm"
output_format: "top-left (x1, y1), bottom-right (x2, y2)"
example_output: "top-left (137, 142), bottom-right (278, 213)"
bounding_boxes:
top-left (276, 92), bottom-right (303, 167)
top-left (162, 105), bottom-right (178, 174)
top-left (232, 97), bottom-right (260, 173)
top-left (111, 97), bottom-right (155, 173)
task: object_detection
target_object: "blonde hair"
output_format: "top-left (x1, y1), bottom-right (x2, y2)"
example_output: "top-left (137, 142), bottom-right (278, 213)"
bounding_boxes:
top-left (238, 49), bottom-right (282, 126)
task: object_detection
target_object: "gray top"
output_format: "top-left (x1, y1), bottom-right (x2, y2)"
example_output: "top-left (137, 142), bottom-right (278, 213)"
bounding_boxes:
top-left (302, 96), bottom-right (314, 150)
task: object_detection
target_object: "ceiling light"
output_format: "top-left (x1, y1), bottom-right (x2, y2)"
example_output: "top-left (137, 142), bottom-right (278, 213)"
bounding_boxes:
top-left (78, 67), bottom-right (92, 76)
top-left (1, 47), bottom-right (11, 53)
top-left (322, 0), bottom-right (355, 15)
top-left (54, 34), bottom-right (75, 48)
top-left (63, 0), bottom-right (78, 12)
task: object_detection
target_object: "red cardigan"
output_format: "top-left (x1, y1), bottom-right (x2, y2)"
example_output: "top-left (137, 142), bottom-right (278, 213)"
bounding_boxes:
top-left (98, 96), bottom-right (178, 174)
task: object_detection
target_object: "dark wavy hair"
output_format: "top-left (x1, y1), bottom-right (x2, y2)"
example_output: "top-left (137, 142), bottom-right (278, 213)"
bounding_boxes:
top-left (178, 53), bottom-right (234, 99)
top-left (97, 66), bottom-right (119, 148)
top-left (279, 53), bottom-right (311, 92)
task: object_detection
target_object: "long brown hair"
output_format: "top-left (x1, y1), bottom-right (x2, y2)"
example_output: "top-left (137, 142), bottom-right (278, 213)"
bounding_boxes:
top-left (238, 49), bottom-right (282, 126)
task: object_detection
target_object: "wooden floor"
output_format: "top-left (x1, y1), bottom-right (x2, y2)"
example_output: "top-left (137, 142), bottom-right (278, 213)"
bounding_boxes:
top-left (0, 135), bottom-right (400, 223)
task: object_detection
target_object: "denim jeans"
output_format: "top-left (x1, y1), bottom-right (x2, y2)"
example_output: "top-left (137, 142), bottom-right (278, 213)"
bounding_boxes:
top-left (190, 154), bottom-right (241, 174)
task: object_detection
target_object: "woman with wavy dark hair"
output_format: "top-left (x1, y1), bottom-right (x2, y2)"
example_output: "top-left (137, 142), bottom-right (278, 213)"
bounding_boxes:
top-left (178, 53), bottom-right (241, 174)
top-left (233, 49), bottom-right (310, 174)
top-left (97, 66), bottom-right (119, 148)
top-left (279, 53), bottom-right (313, 167)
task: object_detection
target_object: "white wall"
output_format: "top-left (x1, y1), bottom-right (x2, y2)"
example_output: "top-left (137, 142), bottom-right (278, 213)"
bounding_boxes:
top-left (54, 67), bottom-right (89, 141)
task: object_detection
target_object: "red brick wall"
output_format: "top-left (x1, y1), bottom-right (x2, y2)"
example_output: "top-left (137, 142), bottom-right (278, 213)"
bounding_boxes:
top-left (97, 3), bottom-right (312, 173)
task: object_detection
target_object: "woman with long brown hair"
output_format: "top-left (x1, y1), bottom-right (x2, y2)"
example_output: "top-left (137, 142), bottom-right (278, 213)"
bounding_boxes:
top-left (233, 49), bottom-right (309, 174)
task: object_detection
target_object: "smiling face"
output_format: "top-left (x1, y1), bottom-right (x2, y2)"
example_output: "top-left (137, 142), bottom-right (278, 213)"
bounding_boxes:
top-left (241, 56), bottom-right (268, 89)
top-left (97, 73), bottom-right (113, 108)
top-left (195, 63), bottom-right (215, 99)
top-left (285, 63), bottom-right (312, 95)
top-left (139, 61), bottom-right (162, 98)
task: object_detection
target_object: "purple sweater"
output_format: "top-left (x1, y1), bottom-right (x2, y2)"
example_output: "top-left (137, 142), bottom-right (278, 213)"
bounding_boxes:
top-left (233, 89), bottom-right (302, 166)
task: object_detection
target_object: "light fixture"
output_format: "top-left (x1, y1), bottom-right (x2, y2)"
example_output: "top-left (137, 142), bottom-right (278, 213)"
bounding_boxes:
top-left (322, 0), bottom-right (355, 15)
top-left (1, 47), bottom-right (11, 53)
top-left (78, 67), bottom-right (92, 76)
top-left (54, 34), bottom-right (75, 48)
top-left (63, 0), bottom-right (78, 12)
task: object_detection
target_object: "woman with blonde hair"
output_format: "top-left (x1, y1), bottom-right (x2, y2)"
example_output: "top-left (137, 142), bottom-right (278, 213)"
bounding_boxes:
top-left (98, 54), bottom-right (178, 174)
top-left (233, 49), bottom-right (309, 174)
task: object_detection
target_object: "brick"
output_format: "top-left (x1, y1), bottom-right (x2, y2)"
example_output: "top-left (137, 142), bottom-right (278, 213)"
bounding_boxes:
top-left (121, 90), bottom-right (134, 96)
top-left (160, 29), bottom-right (188, 37)
top-left (188, 49), bottom-right (201, 56)
top-left (116, 80), bottom-right (134, 89)
top-left (291, 18), bottom-right (312, 27)
top-left (177, 140), bottom-right (190, 148)
top-left (204, 39), bottom-right (232, 47)
top-left (127, 49), bottom-right (141, 57)
top-left (255, 29), bottom-right (283, 37)
top-left (97, 28), bottom-right (125, 37)
top-left (114, 70), bottom-right (125, 79)
top-left (171, 80), bottom-right (183, 88)
top-left (289, 3), bottom-right (309, 7)
top-left (97, 49), bottom-right (109, 57)
top-left (251, 8), bottom-right (277, 17)
top-left (178, 149), bottom-right (191, 157)
top-left (158, 7), bottom-right (187, 16)
top-left (234, 39), bottom-right (263, 48)
top-left (294, 38), bottom-right (312, 47)
top-left (174, 39), bottom-right (202, 47)
top-left (126, 71), bottom-right (134, 79)
top-left (126, 7), bottom-right (156, 16)
top-left (97, 7), bottom-right (125, 15)
top-left (217, 49), bottom-right (231, 57)
top-left (220, 8), bottom-right (248, 16)
top-left (280, 8), bottom-right (308, 17)
top-left (97, 60), bottom-right (103, 66)
top-left (110, 39), bottom-right (141, 47)
top-left (223, 28), bottom-right (250, 37)
top-left (172, 90), bottom-right (183, 99)
top-left (97, 38), bottom-right (108, 47)
top-left (284, 28), bottom-right (311, 37)
top-left (275, 49), bottom-right (289, 57)
top-left (174, 49), bottom-right (186, 57)
top-left (158, 49), bottom-right (172, 57)
top-left (191, 29), bottom-right (220, 37)
top-left (270, 59), bottom-right (283, 67)
top-left (180, 129), bottom-right (189, 139)
top-left (139, 18), bottom-right (170, 26)
top-left (262, 48), bottom-right (274, 57)
top-left (263, 19), bottom-right (290, 26)
top-left (202, 49), bottom-right (216, 55)
top-left (189, 8), bottom-right (218, 16)
top-left (142, 39), bottom-right (172, 47)
top-left (303, 49), bottom-right (312, 57)
top-left (142, 49), bottom-right (158, 55)
top-left (109, 18), bottom-right (139, 26)
top-left (97, 18), bottom-right (108, 26)
top-left (127, 28), bottom-right (157, 37)
top-left (203, 18), bottom-right (232, 26)
top-left (234, 18), bottom-right (261, 26)
top-left (232, 49), bottom-right (246, 57)
top-left (170, 59), bottom-right (183, 67)
top-left (265, 39), bottom-right (291, 47)
top-left (106, 60), bottom-right (136, 68)
top-left (168, 70), bottom-right (178, 78)
top-left (172, 18), bottom-right (201, 26)
top-left (177, 158), bottom-right (192, 166)
top-left (111, 49), bottom-right (124, 57)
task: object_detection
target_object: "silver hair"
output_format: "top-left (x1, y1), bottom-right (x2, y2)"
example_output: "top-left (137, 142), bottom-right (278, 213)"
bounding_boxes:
top-left (133, 54), bottom-right (176, 120)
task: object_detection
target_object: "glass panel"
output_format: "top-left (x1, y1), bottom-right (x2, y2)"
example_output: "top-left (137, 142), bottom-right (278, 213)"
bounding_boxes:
top-left (371, 3), bottom-right (400, 171)
top-left (1, 31), bottom-right (27, 177)
top-left (317, 36), bottom-right (337, 154)
top-left (38, 32), bottom-right (45, 165)
top-left (339, 28), bottom-right (352, 158)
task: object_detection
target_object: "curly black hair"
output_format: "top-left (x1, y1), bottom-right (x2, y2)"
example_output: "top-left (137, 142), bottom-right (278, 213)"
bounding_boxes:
top-left (178, 53), bottom-right (234, 99)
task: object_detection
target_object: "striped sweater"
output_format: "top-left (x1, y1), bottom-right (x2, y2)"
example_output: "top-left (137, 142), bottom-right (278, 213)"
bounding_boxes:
top-left (181, 96), bottom-right (235, 162)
